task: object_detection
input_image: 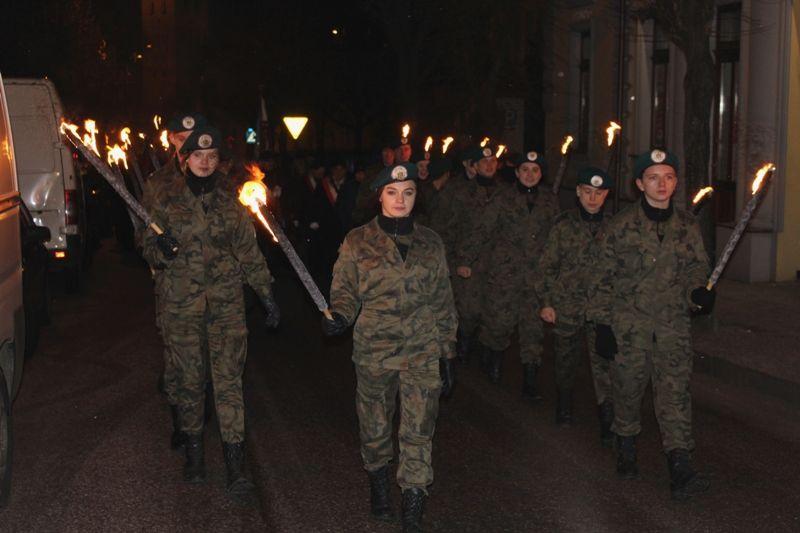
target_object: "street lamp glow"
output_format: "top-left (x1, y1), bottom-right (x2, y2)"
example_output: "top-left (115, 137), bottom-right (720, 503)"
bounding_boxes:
top-left (283, 116), bottom-right (309, 140)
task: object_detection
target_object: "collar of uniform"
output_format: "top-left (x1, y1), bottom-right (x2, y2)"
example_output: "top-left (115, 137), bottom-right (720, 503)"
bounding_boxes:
top-left (378, 213), bottom-right (414, 236)
top-left (186, 169), bottom-right (218, 197)
top-left (476, 175), bottom-right (496, 187)
top-left (578, 202), bottom-right (604, 222)
top-left (640, 195), bottom-right (673, 222)
top-left (516, 181), bottom-right (539, 195)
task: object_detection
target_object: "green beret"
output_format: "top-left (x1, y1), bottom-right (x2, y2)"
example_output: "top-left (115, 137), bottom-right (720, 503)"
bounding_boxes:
top-left (633, 149), bottom-right (679, 178)
top-left (180, 125), bottom-right (222, 154)
top-left (513, 150), bottom-right (546, 169)
top-left (577, 166), bottom-right (613, 189)
top-left (429, 157), bottom-right (452, 179)
top-left (370, 162), bottom-right (419, 191)
top-left (462, 146), bottom-right (495, 164)
top-left (166, 112), bottom-right (207, 133)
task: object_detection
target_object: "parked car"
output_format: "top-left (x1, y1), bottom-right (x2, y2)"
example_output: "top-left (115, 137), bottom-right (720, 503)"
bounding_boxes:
top-left (4, 78), bottom-right (88, 290)
top-left (20, 200), bottom-right (51, 357)
top-left (0, 71), bottom-right (23, 508)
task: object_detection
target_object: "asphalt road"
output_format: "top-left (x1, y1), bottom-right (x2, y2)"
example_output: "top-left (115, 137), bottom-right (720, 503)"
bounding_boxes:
top-left (1, 242), bottom-right (799, 532)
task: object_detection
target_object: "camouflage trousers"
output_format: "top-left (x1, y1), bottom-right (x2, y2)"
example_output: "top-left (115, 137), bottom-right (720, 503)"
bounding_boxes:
top-left (162, 310), bottom-right (248, 443)
top-left (154, 289), bottom-right (179, 406)
top-left (451, 271), bottom-right (488, 336)
top-left (479, 285), bottom-right (543, 365)
top-left (355, 362), bottom-right (441, 492)
top-left (553, 324), bottom-right (612, 404)
top-left (612, 342), bottom-right (694, 452)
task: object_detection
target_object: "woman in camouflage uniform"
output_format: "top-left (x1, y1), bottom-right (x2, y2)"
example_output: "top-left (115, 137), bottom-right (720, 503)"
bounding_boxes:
top-left (323, 161), bottom-right (457, 532)
top-left (142, 125), bottom-right (280, 505)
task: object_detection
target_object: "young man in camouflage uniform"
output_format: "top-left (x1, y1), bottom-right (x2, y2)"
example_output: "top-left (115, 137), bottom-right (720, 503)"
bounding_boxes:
top-left (323, 162), bottom-right (456, 531)
top-left (142, 126), bottom-right (280, 505)
top-left (139, 112), bottom-right (206, 451)
top-left (589, 149), bottom-right (715, 501)
top-left (449, 145), bottom-right (509, 363)
top-left (538, 167), bottom-right (614, 440)
top-left (479, 150), bottom-right (559, 398)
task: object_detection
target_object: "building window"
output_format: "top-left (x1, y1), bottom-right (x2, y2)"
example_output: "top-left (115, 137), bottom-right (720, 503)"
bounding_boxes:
top-left (577, 30), bottom-right (591, 153)
top-left (712, 3), bottom-right (741, 223)
top-left (651, 24), bottom-right (669, 148)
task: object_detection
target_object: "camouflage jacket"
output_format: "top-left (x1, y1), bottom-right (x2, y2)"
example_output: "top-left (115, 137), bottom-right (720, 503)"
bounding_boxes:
top-left (450, 177), bottom-right (510, 274)
top-left (414, 178), bottom-right (459, 261)
top-left (142, 171), bottom-right (273, 319)
top-left (137, 157), bottom-right (183, 249)
top-left (587, 201), bottom-right (709, 350)
top-left (487, 185), bottom-right (560, 291)
top-left (330, 217), bottom-right (457, 369)
top-left (536, 208), bottom-right (610, 331)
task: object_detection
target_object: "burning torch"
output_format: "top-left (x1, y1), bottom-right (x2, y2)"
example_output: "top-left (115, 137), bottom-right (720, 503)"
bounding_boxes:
top-left (424, 136), bottom-right (433, 160)
top-left (442, 136), bottom-right (454, 155)
top-left (551, 134), bottom-right (574, 195)
top-left (401, 123), bottom-right (411, 145)
top-left (61, 121), bottom-right (175, 249)
top-left (604, 121), bottom-right (621, 172)
top-left (691, 186), bottom-right (714, 216)
top-left (706, 163), bottom-right (776, 290)
top-left (239, 165), bottom-right (333, 320)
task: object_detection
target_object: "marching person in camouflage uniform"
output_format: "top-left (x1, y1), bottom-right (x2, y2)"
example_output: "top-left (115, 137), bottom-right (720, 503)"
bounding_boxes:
top-left (478, 150), bottom-right (559, 398)
top-left (142, 125), bottom-right (280, 505)
top-left (139, 112), bottom-right (206, 451)
top-left (323, 162), bottom-right (457, 532)
top-left (449, 146), bottom-right (509, 363)
top-left (588, 149), bottom-right (715, 501)
top-left (537, 167), bottom-right (614, 440)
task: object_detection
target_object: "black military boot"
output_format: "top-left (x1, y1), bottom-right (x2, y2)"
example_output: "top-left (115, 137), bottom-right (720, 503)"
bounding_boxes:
top-left (367, 465), bottom-right (395, 522)
top-left (223, 441), bottom-right (257, 506)
top-left (488, 350), bottom-right (503, 384)
top-left (598, 400), bottom-right (615, 448)
top-left (555, 389), bottom-right (573, 427)
top-left (183, 433), bottom-right (205, 484)
top-left (667, 449), bottom-right (710, 502)
top-left (401, 488), bottom-right (426, 533)
top-left (616, 435), bottom-right (638, 479)
top-left (456, 328), bottom-right (471, 364)
top-left (169, 404), bottom-right (187, 451)
top-left (521, 363), bottom-right (542, 400)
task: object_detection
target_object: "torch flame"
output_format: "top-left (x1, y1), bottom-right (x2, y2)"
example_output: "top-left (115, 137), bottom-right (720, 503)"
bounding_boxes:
top-left (442, 136), bottom-right (454, 154)
top-left (239, 164), bottom-right (278, 242)
top-left (751, 163), bottom-right (776, 195)
top-left (692, 186), bottom-right (714, 205)
top-left (401, 123), bottom-right (411, 140)
top-left (120, 127), bottom-right (132, 148)
top-left (60, 121), bottom-right (80, 138)
top-left (605, 121), bottom-right (621, 147)
top-left (82, 119), bottom-right (101, 156)
top-left (137, 132), bottom-right (146, 139)
top-left (106, 144), bottom-right (128, 169)
top-left (159, 130), bottom-right (169, 150)
top-left (424, 136), bottom-right (433, 153)
top-left (560, 135), bottom-right (574, 155)
top-left (480, 137), bottom-right (490, 148)
top-left (153, 114), bottom-right (162, 131)
top-left (496, 145), bottom-right (506, 158)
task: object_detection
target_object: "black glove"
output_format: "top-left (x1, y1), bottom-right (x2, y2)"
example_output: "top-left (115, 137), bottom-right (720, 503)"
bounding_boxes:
top-left (156, 232), bottom-right (179, 260)
top-left (322, 312), bottom-right (348, 336)
top-left (440, 357), bottom-right (456, 399)
top-left (691, 286), bottom-right (716, 314)
top-left (595, 324), bottom-right (618, 361)
top-left (261, 295), bottom-right (281, 328)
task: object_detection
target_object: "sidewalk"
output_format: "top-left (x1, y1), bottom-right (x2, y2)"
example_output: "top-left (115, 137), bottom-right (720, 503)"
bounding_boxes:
top-left (692, 278), bottom-right (800, 404)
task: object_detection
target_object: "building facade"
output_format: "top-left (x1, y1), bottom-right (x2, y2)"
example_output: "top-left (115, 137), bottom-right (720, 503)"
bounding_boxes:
top-left (545, 0), bottom-right (800, 282)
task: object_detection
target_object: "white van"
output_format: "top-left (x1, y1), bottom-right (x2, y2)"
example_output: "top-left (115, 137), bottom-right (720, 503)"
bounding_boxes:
top-left (0, 71), bottom-right (23, 508)
top-left (4, 78), bottom-right (86, 289)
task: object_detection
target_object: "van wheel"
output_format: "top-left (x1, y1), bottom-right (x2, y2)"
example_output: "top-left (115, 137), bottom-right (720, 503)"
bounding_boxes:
top-left (0, 367), bottom-right (12, 508)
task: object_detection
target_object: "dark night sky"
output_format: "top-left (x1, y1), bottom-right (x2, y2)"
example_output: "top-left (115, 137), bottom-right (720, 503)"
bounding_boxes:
top-left (0, 0), bottom-right (547, 153)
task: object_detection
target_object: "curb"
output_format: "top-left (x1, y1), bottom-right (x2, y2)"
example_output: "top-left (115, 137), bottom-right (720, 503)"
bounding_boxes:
top-left (694, 350), bottom-right (800, 407)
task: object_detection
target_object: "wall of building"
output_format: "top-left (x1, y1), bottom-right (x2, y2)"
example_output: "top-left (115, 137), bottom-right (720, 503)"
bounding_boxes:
top-left (775, 0), bottom-right (800, 281)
